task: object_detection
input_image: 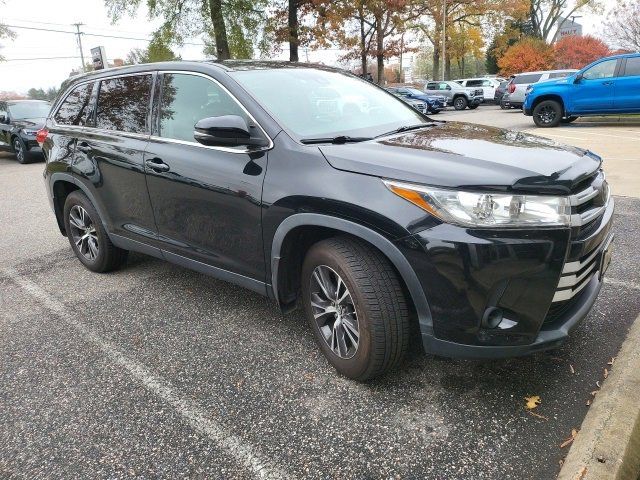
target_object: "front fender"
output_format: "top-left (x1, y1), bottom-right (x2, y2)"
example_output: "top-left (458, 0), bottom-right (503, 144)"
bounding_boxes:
top-left (270, 213), bottom-right (433, 335)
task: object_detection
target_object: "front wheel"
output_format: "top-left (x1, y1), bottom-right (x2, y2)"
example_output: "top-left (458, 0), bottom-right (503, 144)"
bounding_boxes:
top-left (533, 100), bottom-right (563, 127)
top-left (301, 237), bottom-right (410, 381)
top-left (453, 96), bottom-right (468, 110)
top-left (12, 137), bottom-right (31, 164)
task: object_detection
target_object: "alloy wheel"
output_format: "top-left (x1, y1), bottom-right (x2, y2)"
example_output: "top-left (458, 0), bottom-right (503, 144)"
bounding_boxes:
top-left (68, 205), bottom-right (99, 261)
top-left (13, 139), bottom-right (24, 163)
top-left (309, 265), bottom-right (360, 359)
top-left (536, 105), bottom-right (557, 125)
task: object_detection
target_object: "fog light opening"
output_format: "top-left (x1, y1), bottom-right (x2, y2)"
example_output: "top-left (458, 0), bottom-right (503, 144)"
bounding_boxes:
top-left (482, 307), bottom-right (503, 329)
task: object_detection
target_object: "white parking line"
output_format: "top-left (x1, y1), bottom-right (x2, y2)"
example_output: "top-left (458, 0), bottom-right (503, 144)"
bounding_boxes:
top-left (605, 278), bottom-right (640, 291)
top-left (3, 267), bottom-right (289, 480)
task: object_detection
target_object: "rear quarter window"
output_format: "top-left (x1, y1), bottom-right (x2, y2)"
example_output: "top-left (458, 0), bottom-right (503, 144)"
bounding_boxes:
top-left (54, 83), bottom-right (93, 126)
top-left (513, 74), bottom-right (543, 84)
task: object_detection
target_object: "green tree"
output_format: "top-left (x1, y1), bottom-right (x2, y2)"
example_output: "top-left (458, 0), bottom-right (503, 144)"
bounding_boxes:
top-left (105, 0), bottom-right (269, 60)
top-left (126, 38), bottom-right (180, 64)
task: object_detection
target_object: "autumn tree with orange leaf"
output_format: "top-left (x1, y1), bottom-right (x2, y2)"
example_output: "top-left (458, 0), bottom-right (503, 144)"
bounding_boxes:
top-left (554, 35), bottom-right (610, 70)
top-left (498, 37), bottom-right (555, 76)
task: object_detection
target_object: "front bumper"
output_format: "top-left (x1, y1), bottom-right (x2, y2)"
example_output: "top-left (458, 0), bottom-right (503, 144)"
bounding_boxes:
top-left (396, 196), bottom-right (614, 358)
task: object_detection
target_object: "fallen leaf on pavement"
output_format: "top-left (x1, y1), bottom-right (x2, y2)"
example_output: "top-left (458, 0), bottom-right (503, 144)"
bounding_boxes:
top-left (604, 368), bottom-right (608, 379)
top-left (528, 411), bottom-right (549, 421)
top-left (586, 399), bottom-right (591, 406)
top-left (596, 381), bottom-right (601, 388)
top-left (608, 357), bottom-right (615, 366)
top-left (560, 429), bottom-right (579, 449)
top-left (575, 466), bottom-right (587, 480)
top-left (570, 364), bottom-right (575, 374)
top-left (525, 395), bottom-right (541, 410)
top-left (591, 390), bottom-right (599, 397)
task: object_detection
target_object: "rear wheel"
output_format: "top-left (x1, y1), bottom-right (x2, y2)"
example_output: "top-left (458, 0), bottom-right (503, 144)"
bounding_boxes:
top-left (453, 96), bottom-right (468, 110)
top-left (500, 96), bottom-right (510, 110)
top-left (63, 191), bottom-right (128, 272)
top-left (533, 100), bottom-right (563, 128)
top-left (302, 237), bottom-right (410, 381)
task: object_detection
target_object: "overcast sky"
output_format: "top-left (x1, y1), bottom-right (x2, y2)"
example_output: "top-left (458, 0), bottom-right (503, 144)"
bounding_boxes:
top-left (0, 0), bottom-right (617, 94)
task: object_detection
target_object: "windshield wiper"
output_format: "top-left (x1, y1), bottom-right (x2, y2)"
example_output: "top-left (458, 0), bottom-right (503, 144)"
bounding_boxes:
top-left (374, 123), bottom-right (432, 139)
top-left (300, 135), bottom-right (373, 145)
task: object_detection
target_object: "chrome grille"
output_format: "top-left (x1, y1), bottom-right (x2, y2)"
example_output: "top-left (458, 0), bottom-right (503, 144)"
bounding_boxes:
top-left (553, 246), bottom-right (600, 302)
top-left (552, 170), bottom-right (611, 303)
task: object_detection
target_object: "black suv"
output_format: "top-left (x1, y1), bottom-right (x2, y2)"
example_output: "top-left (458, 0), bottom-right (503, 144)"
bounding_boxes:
top-left (41, 61), bottom-right (614, 380)
top-left (0, 99), bottom-right (50, 163)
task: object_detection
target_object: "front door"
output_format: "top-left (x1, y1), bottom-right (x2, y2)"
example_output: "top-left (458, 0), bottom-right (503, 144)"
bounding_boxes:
top-left (570, 58), bottom-right (619, 113)
top-left (144, 72), bottom-right (269, 284)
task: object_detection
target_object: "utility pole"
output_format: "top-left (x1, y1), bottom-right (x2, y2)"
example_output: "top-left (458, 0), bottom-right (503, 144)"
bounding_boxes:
top-left (72, 23), bottom-right (85, 71)
top-left (442, 0), bottom-right (446, 81)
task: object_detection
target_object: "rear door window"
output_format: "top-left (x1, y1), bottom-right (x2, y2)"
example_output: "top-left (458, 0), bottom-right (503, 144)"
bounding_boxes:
top-left (513, 74), bottom-right (543, 84)
top-left (95, 75), bottom-right (152, 134)
top-left (623, 57), bottom-right (640, 77)
top-left (466, 80), bottom-right (483, 87)
top-left (54, 83), bottom-right (93, 126)
top-left (158, 73), bottom-right (248, 143)
top-left (426, 83), bottom-right (437, 90)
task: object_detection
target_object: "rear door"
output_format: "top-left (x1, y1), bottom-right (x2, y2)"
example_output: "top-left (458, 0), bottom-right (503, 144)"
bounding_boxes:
top-left (0, 101), bottom-right (9, 149)
top-left (144, 71), bottom-right (269, 284)
top-left (614, 56), bottom-right (640, 112)
top-left (72, 73), bottom-right (158, 245)
top-left (571, 58), bottom-right (619, 113)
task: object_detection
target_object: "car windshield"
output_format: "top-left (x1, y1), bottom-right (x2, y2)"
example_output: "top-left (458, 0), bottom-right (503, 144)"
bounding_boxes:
top-left (8, 102), bottom-right (51, 120)
top-left (231, 68), bottom-right (428, 140)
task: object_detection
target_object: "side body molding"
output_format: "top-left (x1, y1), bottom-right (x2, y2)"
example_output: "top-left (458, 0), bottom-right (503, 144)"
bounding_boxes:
top-left (270, 213), bottom-right (433, 335)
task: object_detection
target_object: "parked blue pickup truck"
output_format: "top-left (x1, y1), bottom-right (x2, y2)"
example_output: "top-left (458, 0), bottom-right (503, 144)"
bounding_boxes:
top-left (524, 53), bottom-right (640, 127)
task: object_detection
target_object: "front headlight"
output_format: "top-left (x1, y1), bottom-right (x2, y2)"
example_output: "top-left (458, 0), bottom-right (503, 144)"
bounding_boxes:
top-left (384, 180), bottom-right (571, 228)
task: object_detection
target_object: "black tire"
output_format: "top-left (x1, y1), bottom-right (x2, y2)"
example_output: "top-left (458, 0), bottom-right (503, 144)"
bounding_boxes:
top-left (429, 108), bottom-right (440, 115)
top-left (561, 116), bottom-right (579, 124)
top-left (63, 191), bottom-right (128, 273)
top-left (500, 97), bottom-right (510, 110)
top-left (301, 236), bottom-right (410, 381)
top-left (533, 100), bottom-right (563, 128)
top-left (468, 104), bottom-right (479, 110)
top-left (12, 136), bottom-right (32, 164)
top-left (453, 96), bottom-right (468, 110)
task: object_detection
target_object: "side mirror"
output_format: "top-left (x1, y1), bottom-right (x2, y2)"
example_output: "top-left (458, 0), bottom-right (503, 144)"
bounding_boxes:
top-left (446, 86), bottom-right (452, 91)
top-left (574, 73), bottom-right (584, 83)
top-left (0, 115), bottom-right (6, 124)
top-left (193, 115), bottom-right (267, 148)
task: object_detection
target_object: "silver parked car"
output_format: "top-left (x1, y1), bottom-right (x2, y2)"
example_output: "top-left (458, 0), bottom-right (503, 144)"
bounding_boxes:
top-left (423, 81), bottom-right (484, 110)
top-left (506, 70), bottom-right (578, 108)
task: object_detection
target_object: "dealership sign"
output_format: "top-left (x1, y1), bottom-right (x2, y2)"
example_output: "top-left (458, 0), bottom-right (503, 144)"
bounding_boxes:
top-left (557, 17), bottom-right (583, 39)
top-left (91, 46), bottom-right (107, 70)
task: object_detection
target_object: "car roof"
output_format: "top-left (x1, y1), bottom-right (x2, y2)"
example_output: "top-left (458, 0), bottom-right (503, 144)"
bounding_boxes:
top-left (65, 60), bottom-right (340, 83)
top-left (7, 99), bottom-right (50, 105)
top-left (514, 69), bottom-right (578, 76)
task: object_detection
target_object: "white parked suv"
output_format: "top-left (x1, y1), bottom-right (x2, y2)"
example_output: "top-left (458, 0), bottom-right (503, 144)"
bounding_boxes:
top-left (454, 78), bottom-right (505, 103)
top-left (506, 70), bottom-right (578, 108)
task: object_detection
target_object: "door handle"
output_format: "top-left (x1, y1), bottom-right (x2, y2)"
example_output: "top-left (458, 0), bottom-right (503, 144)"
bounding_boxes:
top-left (602, 81), bottom-right (614, 86)
top-left (76, 142), bottom-right (91, 153)
top-left (145, 158), bottom-right (170, 172)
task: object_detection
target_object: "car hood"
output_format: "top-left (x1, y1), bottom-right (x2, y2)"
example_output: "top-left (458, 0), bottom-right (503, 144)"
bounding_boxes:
top-left (13, 117), bottom-right (46, 130)
top-left (318, 122), bottom-right (601, 194)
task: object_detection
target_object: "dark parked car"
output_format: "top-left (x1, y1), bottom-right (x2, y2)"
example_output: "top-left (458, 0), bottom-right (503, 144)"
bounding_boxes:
top-left (386, 87), bottom-right (445, 113)
top-left (41, 62), bottom-right (614, 380)
top-left (494, 81), bottom-right (508, 104)
top-left (0, 99), bottom-right (51, 163)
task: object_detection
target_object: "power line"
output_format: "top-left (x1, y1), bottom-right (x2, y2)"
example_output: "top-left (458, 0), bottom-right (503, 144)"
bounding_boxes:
top-left (3, 24), bottom-right (205, 46)
top-left (2, 56), bottom-right (81, 61)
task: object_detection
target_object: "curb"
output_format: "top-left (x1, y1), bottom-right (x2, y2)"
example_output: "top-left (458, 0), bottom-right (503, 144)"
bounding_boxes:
top-left (558, 313), bottom-right (640, 480)
top-left (577, 117), bottom-right (640, 126)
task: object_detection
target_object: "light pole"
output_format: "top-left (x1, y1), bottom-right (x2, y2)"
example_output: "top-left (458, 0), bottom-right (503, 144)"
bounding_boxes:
top-left (72, 23), bottom-right (85, 71)
top-left (441, 0), bottom-right (446, 81)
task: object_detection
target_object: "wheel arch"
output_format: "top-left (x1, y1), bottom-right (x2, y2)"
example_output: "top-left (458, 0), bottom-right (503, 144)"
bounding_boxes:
top-left (270, 213), bottom-right (433, 334)
top-left (50, 172), bottom-right (111, 236)
top-left (531, 94), bottom-right (566, 114)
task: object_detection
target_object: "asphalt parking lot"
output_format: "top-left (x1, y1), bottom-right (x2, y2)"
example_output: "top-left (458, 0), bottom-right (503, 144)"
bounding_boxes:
top-left (1, 108), bottom-right (640, 479)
